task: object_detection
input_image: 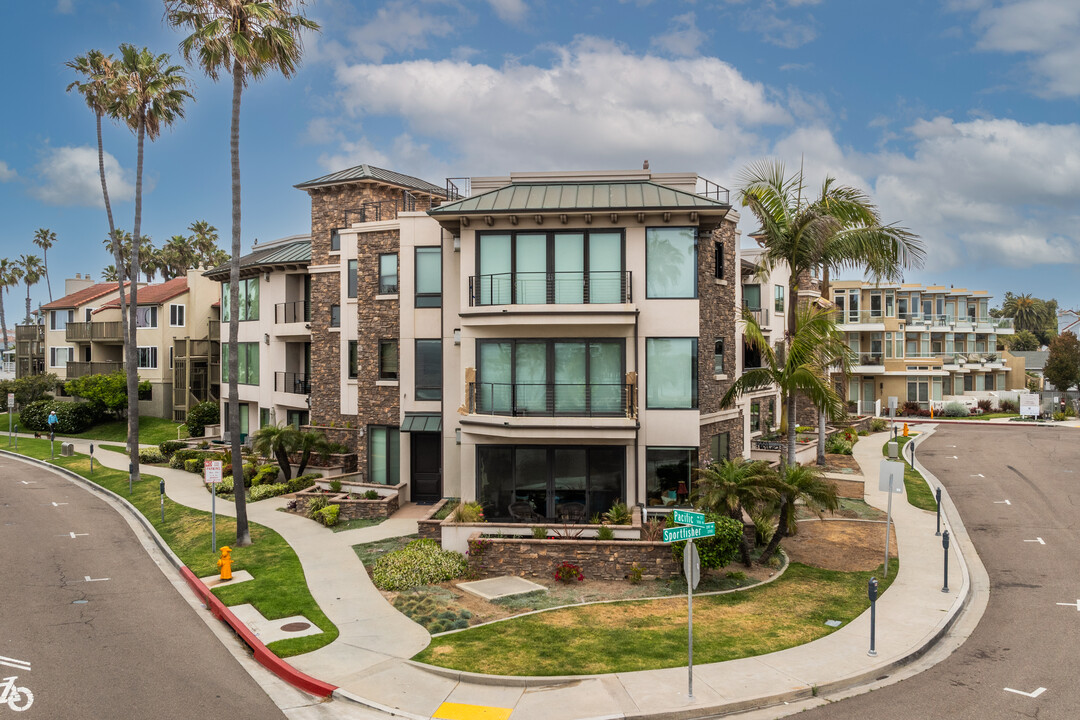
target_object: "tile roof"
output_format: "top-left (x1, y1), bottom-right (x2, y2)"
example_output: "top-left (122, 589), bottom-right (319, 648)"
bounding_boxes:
top-left (429, 181), bottom-right (729, 215)
top-left (96, 277), bottom-right (189, 311)
top-left (294, 164), bottom-right (447, 195)
top-left (204, 236), bottom-right (310, 280)
top-left (40, 282), bottom-right (129, 310)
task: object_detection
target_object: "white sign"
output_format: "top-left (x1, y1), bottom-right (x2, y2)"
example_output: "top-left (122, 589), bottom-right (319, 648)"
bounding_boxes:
top-left (683, 541), bottom-right (701, 590)
top-left (1020, 393), bottom-right (1039, 418)
top-left (204, 460), bottom-right (223, 484)
top-left (888, 396), bottom-right (898, 411)
top-left (879, 459), bottom-right (905, 493)
top-left (6, 393), bottom-right (13, 409)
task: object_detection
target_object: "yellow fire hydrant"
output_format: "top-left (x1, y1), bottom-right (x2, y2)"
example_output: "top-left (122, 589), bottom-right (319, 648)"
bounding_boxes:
top-left (902, 423), bottom-right (910, 437)
top-left (217, 546), bottom-right (233, 581)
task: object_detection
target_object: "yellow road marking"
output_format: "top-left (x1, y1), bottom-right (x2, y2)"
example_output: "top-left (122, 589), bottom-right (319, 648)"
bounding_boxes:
top-left (432, 701), bottom-right (513, 720)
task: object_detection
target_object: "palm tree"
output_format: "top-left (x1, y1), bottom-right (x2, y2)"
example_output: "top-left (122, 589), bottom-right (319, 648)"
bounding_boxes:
top-left (189, 220), bottom-right (228, 268)
top-left (110, 43), bottom-right (191, 486)
top-left (102, 265), bottom-right (119, 282)
top-left (722, 305), bottom-right (853, 468)
top-left (757, 463), bottom-right (839, 565)
top-left (167, 0), bottom-right (319, 547)
top-left (251, 424), bottom-right (297, 481)
top-left (67, 49), bottom-right (129, 349)
top-left (693, 458), bottom-right (778, 566)
top-left (32, 229), bottom-right (57, 303)
top-left (738, 160), bottom-right (923, 465)
top-left (1001, 293), bottom-right (1046, 334)
top-left (295, 429), bottom-right (333, 476)
top-left (0, 259), bottom-right (23, 349)
top-left (17, 255), bottom-right (43, 324)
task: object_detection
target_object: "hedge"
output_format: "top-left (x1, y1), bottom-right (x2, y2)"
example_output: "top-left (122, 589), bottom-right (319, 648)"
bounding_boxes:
top-left (20, 400), bottom-right (101, 434)
top-left (158, 440), bottom-right (187, 459)
top-left (371, 539), bottom-right (467, 591)
top-left (186, 401), bottom-right (219, 438)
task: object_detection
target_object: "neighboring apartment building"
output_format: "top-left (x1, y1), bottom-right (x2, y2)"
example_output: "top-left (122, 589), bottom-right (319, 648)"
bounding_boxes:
top-left (298, 163), bottom-right (748, 520)
top-left (829, 281), bottom-right (1023, 412)
top-left (737, 247), bottom-right (787, 447)
top-left (205, 235), bottom-right (311, 438)
top-left (14, 322), bottom-right (45, 379)
top-left (85, 271), bottom-right (219, 419)
top-left (40, 275), bottom-right (128, 382)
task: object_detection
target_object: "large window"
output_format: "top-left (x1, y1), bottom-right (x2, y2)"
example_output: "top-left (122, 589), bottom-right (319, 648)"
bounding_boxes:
top-left (710, 433), bottom-right (730, 463)
top-left (475, 230), bottom-right (625, 305)
top-left (645, 447), bottom-right (697, 508)
top-left (646, 338), bottom-right (697, 409)
top-left (744, 284), bottom-right (761, 310)
top-left (135, 306), bottom-right (158, 328)
top-left (137, 346), bottom-right (158, 369)
top-left (415, 247), bottom-right (441, 307)
top-left (379, 253), bottom-right (398, 294)
top-left (646, 227), bottom-right (696, 299)
top-left (222, 342), bottom-right (259, 385)
top-left (51, 310), bottom-right (73, 331)
top-left (775, 285), bottom-right (785, 314)
top-left (477, 445), bottom-right (624, 520)
top-left (330, 229), bottom-right (341, 252)
top-left (222, 278), bottom-right (259, 322)
top-left (348, 340), bottom-right (358, 379)
top-left (750, 400), bottom-right (761, 432)
top-left (347, 260), bottom-right (358, 299)
top-left (476, 339), bottom-right (624, 416)
top-left (49, 346), bottom-right (73, 368)
top-left (369, 426), bottom-right (400, 485)
top-left (415, 339), bottom-right (442, 401)
top-left (379, 340), bottom-right (398, 380)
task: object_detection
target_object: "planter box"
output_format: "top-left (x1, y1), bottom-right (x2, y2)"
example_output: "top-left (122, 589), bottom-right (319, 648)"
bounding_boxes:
top-left (750, 440), bottom-right (819, 466)
top-left (440, 506), bottom-right (644, 554)
top-left (467, 531), bottom-right (679, 581)
top-left (292, 483), bottom-right (400, 521)
top-left (417, 498), bottom-right (451, 542)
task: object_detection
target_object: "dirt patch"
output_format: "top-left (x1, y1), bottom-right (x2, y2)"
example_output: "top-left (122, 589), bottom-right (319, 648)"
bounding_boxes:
top-left (822, 453), bottom-right (862, 475)
top-left (831, 478), bottom-right (865, 499)
top-left (784, 519), bottom-right (896, 571)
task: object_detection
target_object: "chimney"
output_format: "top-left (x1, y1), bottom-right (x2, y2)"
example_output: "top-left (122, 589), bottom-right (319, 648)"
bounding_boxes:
top-left (643, 160), bottom-right (650, 170)
top-left (75, 273), bottom-right (81, 279)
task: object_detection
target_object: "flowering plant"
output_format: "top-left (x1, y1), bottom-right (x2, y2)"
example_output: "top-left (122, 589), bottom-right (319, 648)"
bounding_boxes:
top-left (554, 561), bottom-right (584, 583)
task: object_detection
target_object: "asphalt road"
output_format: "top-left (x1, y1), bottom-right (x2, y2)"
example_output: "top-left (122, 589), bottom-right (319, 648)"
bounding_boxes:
top-left (0, 454), bottom-right (287, 720)
top-left (772, 424), bottom-right (1080, 720)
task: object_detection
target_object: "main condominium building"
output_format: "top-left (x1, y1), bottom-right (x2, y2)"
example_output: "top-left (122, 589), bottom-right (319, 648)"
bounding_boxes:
top-left (297, 164), bottom-right (759, 519)
top-left (830, 280), bottom-right (1025, 413)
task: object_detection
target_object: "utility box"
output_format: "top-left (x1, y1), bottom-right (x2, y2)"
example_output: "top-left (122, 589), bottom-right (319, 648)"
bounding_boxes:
top-left (60, 442), bottom-right (75, 457)
top-left (887, 441), bottom-right (899, 459)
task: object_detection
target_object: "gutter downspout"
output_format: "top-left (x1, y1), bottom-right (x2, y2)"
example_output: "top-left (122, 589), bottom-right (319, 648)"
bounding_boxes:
top-left (634, 308), bottom-right (640, 510)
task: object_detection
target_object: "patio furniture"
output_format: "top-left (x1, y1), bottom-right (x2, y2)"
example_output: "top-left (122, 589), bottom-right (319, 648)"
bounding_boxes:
top-left (508, 501), bottom-right (541, 522)
top-left (556, 502), bottom-right (586, 523)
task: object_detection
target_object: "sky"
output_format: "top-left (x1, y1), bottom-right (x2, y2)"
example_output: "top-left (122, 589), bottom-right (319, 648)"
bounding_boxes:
top-left (1, 0), bottom-right (1078, 317)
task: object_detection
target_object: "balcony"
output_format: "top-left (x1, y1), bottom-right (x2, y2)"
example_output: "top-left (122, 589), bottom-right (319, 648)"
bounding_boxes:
top-left (743, 305), bottom-right (769, 328)
top-left (275, 371), bottom-right (310, 395)
top-left (67, 361), bottom-right (123, 378)
top-left (275, 301), bottom-right (310, 324)
top-left (855, 352), bottom-right (884, 368)
top-left (15, 325), bottom-right (44, 342)
top-left (837, 311), bottom-right (886, 327)
top-left (65, 321), bottom-right (123, 343)
top-left (208, 319), bottom-right (220, 341)
top-left (897, 314), bottom-right (1014, 331)
top-left (468, 271), bottom-right (632, 307)
top-left (466, 381), bottom-right (637, 419)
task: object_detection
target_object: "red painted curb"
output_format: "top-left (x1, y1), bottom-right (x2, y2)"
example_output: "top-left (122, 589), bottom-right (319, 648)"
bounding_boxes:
top-left (179, 567), bottom-right (337, 698)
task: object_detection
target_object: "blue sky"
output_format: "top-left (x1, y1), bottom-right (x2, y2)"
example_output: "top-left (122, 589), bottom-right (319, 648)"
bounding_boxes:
top-left (1, 0), bottom-right (1078, 316)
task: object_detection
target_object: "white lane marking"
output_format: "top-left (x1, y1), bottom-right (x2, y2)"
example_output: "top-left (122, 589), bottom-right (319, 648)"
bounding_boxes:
top-left (971, 473), bottom-right (985, 478)
top-left (66, 532), bottom-right (88, 539)
top-left (50, 502), bottom-right (68, 507)
top-left (1024, 538), bottom-right (1046, 545)
top-left (994, 500), bottom-right (1012, 505)
top-left (1004, 687), bottom-right (1046, 698)
top-left (0, 656), bottom-right (30, 672)
top-left (83, 576), bottom-right (109, 582)
top-left (949, 455), bottom-right (959, 459)
top-left (20, 481), bottom-right (35, 485)
top-left (1056, 600), bottom-right (1080, 610)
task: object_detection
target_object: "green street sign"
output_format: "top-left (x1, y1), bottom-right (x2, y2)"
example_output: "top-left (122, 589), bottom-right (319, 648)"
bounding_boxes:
top-left (663, 523), bottom-right (716, 543)
top-left (673, 509), bottom-right (707, 527)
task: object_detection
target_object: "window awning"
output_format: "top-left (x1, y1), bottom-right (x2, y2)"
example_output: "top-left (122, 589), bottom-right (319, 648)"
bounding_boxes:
top-left (401, 413), bottom-right (442, 433)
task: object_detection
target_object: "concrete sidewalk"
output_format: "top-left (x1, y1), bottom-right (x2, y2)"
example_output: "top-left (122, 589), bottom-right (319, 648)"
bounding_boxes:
top-left (44, 429), bottom-right (983, 720)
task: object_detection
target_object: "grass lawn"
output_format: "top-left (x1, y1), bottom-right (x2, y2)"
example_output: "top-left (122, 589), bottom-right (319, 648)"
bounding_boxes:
top-left (0, 413), bottom-right (186, 446)
top-left (963, 412), bottom-right (1020, 421)
top-left (414, 559), bottom-right (898, 675)
top-left (4, 438), bottom-right (337, 658)
top-left (883, 436), bottom-right (937, 512)
top-left (332, 516), bottom-right (386, 533)
top-left (99, 444), bottom-right (127, 454)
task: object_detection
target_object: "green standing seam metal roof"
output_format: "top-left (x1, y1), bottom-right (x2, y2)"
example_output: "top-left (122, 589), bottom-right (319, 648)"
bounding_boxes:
top-left (294, 164), bottom-right (448, 196)
top-left (400, 413), bottom-right (442, 433)
top-left (203, 238), bottom-right (311, 279)
top-left (429, 181), bottom-right (729, 215)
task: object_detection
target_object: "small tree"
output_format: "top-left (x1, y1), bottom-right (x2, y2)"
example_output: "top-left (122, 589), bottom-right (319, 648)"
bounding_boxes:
top-left (251, 423), bottom-right (297, 481)
top-left (295, 429), bottom-right (333, 476)
top-left (693, 458), bottom-right (778, 567)
top-left (758, 463), bottom-right (839, 565)
top-left (1005, 330), bottom-right (1040, 352)
top-left (1044, 332), bottom-right (1080, 393)
top-left (64, 372), bottom-right (148, 416)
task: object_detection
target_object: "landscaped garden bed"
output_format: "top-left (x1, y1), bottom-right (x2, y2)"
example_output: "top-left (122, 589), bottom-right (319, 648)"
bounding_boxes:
top-left (288, 480), bottom-right (401, 523)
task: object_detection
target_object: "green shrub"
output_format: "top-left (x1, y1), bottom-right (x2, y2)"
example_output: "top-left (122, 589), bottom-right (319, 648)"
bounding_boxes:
top-left (869, 418), bottom-right (889, 432)
top-left (596, 525), bottom-right (615, 541)
top-left (941, 402), bottom-right (970, 418)
top-left (1053, 411), bottom-right (1067, 422)
top-left (667, 512), bottom-right (743, 571)
top-left (158, 440), bottom-right (186, 459)
top-left (452, 501), bottom-right (485, 523)
top-left (371, 539), bottom-right (468, 591)
top-left (532, 525), bottom-right (547, 539)
top-left (249, 483), bottom-right (289, 502)
top-left (184, 458), bottom-right (203, 474)
top-left (209, 476), bottom-right (234, 495)
top-left (315, 504), bottom-right (340, 527)
top-left (287, 474), bottom-right (320, 493)
top-left (857, 429), bottom-right (869, 436)
top-left (825, 435), bottom-right (853, 455)
top-left (1000, 399), bottom-right (1018, 413)
top-left (363, 489), bottom-right (379, 500)
top-left (307, 496), bottom-right (329, 517)
top-left (186, 401), bottom-right (219, 438)
top-left (602, 501), bottom-right (632, 525)
top-left (251, 465), bottom-right (280, 486)
top-left (138, 448), bottom-right (166, 464)
top-left (628, 563), bottom-right (643, 584)
top-left (329, 479), bottom-right (342, 493)
top-left (20, 399), bottom-right (100, 434)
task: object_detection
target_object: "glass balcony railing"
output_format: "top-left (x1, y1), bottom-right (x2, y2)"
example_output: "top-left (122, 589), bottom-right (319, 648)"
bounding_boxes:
top-left (274, 301), bottom-right (310, 324)
top-left (469, 271), bottom-right (632, 307)
top-left (856, 352), bottom-right (884, 366)
top-left (467, 381), bottom-right (636, 418)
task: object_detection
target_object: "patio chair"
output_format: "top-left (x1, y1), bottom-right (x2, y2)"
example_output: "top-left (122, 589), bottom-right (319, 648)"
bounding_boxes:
top-left (508, 501), bottom-right (541, 522)
top-left (556, 502), bottom-right (586, 524)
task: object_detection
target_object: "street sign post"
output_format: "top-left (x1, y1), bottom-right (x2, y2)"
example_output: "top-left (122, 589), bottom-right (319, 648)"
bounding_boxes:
top-left (205, 460), bottom-right (223, 552)
top-left (6, 392), bottom-right (13, 446)
top-left (880, 459), bottom-right (905, 578)
top-left (664, 510), bottom-right (714, 700)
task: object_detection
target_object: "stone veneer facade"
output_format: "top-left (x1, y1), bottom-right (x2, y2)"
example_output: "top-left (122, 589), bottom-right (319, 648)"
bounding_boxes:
top-left (468, 534), bottom-right (680, 581)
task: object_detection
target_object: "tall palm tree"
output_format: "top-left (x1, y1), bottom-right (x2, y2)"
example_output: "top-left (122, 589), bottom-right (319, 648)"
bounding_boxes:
top-left (738, 160), bottom-right (923, 465)
top-left (166, 0), bottom-right (319, 547)
top-left (189, 220), bottom-right (229, 269)
top-left (67, 50), bottom-right (129, 350)
top-left (16, 255), bottom-right (43, 324)
top-left (0, 259), bottom-right (23, 349)
top-left (756, 463), bottom-right (839, 564)
top-left (693, 458), bottom-right (778, 567)
top-left (1001, 292), bottom-right (1046, 334)
top-left (162, 233), bottom-right (199, 278)
top-left (110, 43), bottom-right (191, 485)
top-left (251, 423), bottom-right (297, 481)
top-left (32, 228), bottom-right (57, 303)
top-left (102, 265), bottom-right (119, 283)
top-left (722, 305), bottom-right (853, 468)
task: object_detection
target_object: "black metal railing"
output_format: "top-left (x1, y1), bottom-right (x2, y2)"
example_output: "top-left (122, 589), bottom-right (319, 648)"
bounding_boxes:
top-left (445, 177), bottom-right (470, 201)
top-left (275, 300), bottom-right (310, 324)
top-left (697, 176), bottom-right (731, 204)
top-left (469, 271), bottom-right (632, 306)
top-left (344, 192), bottom-right (417, 225)
top-left (743, 305), bottom-right (769, 327)
top-left (468, 382), bottom-right (636, 418)
top-left (275, 371), bottom-right (310, 395)
top-left (379, 281), bottom-right (399, 295)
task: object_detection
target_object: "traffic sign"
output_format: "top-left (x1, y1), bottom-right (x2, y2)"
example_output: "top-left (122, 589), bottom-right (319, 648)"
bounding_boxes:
top-left (673, 509), bottom-right (707, 527)
top-left (683, 541), bottom-right (701, 590)
top-left (6, 392), bottom-right (13, 408)
top-left (663, 523), bottom-right (715, 543)
top-left (204, 460), bottom-right (223, 484)
top-left (879, 459), bottom-right (904, 493)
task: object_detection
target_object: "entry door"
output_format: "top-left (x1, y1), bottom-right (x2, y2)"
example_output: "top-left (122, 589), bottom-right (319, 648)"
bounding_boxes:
top-left (410, 433), bottom-right (442, 503)
top-left (861, 380), bottom-right (875, 414)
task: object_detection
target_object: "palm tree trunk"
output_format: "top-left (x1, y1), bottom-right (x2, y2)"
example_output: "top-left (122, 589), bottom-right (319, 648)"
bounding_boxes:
top-left (817, 263), bottom-right (831, 466)
top-left (0, 290), bottom-right (7, 352)
top-left (43, 249), bottom-right (52, 303)
top-left (731, 508), bottom-right (753, 567)
top-left (275, 446), bottom-right (293, 482)
top-left (757, 497), bottom-right (790, 565)
top-left (786, 276), bottom-right (799, 468)
top-left (97, 110), bottom-right (129, 370)
top-left (229, 62), bottom-right (251, 547)
top-left (298, 449), bottom-right (311, 477)
top-left (126, 119), bottom-right (144, 485)
top-left (24, 285), bottom-right (31, 325)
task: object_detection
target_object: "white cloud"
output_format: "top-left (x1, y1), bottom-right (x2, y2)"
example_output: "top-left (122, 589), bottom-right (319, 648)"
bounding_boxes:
top-left (30, 146), bottom-right (134, 207)
top-left (651, 12), bottom-right (708, 58)
top-left (487, 0), bottom-right (527, 24)
top-left (348, 1), bottom-right (458, 63)
top-left (722, 0), bottom-right (820, 48)
top-left (56, 0), bottom-right (74, 13)
top-left (961, 0), bottom-right (1080, 97)
top-left (0, 161), bottom-right (16, 182)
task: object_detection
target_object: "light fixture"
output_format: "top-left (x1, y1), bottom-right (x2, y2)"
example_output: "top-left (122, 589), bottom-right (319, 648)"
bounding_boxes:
top-left (265, 272), bottom-right (271, 282)
top-left (264, 333), bottom-right (270, 345)
top-left (453, 329), bottom-right (461, 345)
top-left (455, 428), bottom-right (461, 445)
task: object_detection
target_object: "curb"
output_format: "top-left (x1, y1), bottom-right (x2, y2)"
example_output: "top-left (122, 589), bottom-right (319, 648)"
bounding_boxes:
top-left (0, 450), bottom-right (337, 700)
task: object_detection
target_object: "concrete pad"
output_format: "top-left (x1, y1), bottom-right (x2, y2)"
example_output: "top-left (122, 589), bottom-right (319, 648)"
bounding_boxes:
top-left (442, 682), bottom-right (524, 710)
top-left (458, 575), bottom-right (547, 600)
top-left (513, 679), bottom-right (628, 720)
top-left (228, 603), bottom-right (323, 644)
top-left (617, 665), bottom-right (726, 713)
top-left (199, 569), bottom-right (254, 589)
top-left (344, 660), bottom-right (458, 718)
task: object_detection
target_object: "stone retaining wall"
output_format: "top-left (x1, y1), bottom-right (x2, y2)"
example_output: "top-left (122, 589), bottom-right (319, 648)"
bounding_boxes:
top-left (468, 532), bottom-right (680, 581)
top-left (291, 488), bottom-right (399, 520)
top-left (417, 498), bottom-right (450, 541)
